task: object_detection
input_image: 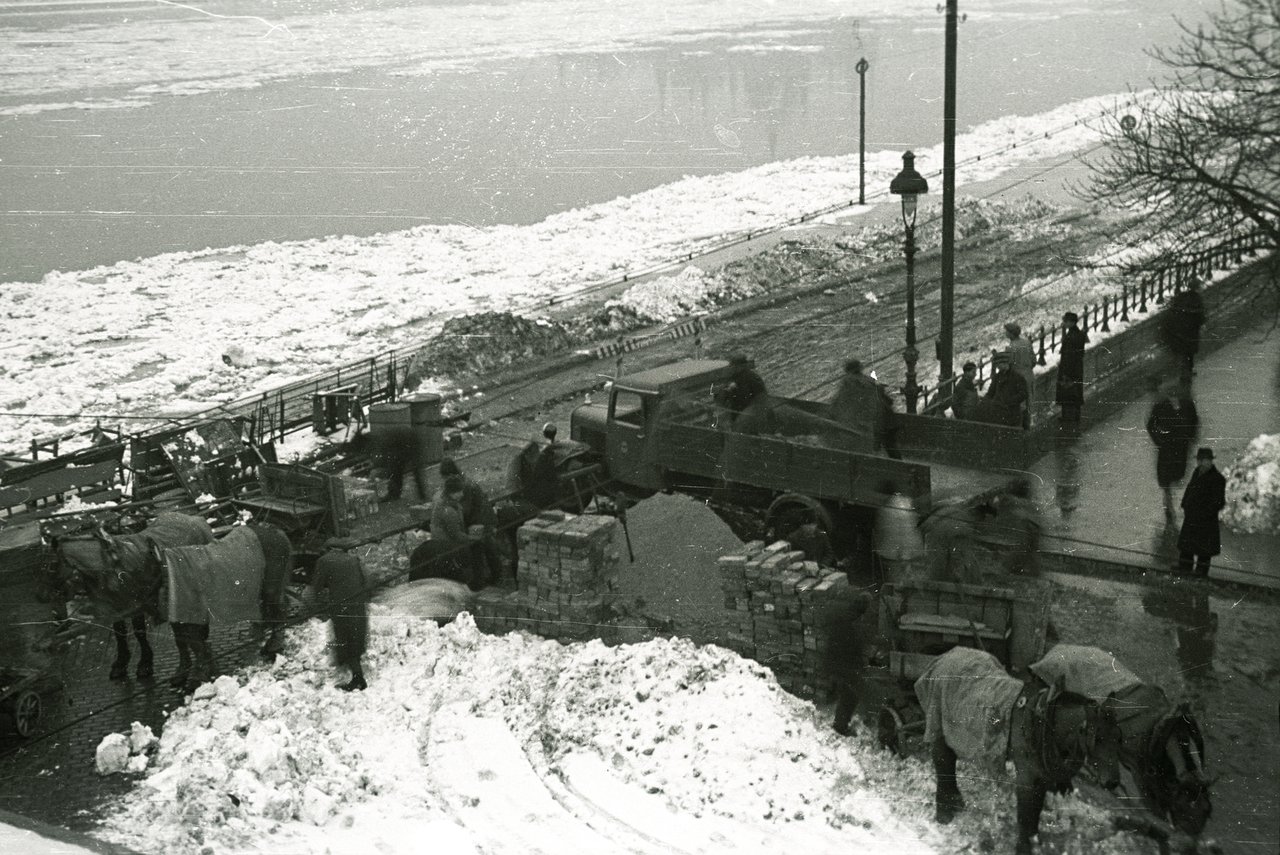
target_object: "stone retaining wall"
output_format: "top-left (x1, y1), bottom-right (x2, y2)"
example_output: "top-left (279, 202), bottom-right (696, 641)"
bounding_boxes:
top-left (717, 539), bottom-right (854, 700)
top-left (473, 510), bottom-right (620, 641)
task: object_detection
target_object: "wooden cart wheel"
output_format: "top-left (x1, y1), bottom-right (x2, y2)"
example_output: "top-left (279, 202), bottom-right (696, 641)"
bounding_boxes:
top-left (12, 690), bottom-right (42, 738)
top-left (877, 705), bottom-right (904, 755)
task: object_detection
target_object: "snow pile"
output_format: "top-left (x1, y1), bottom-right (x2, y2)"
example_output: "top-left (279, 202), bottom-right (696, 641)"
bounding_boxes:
top-left (1223, 434), bottom-right (1280, 535)
top-left (94, 722), bottom-right (159, 776)
top-left (95, 612), bottom-right (1142, 855)
top-left (611, 265), bottom-right (766, 322)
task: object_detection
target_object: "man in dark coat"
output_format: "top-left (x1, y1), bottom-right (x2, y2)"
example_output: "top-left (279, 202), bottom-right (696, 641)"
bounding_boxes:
top-left (951, 362), bottom-right (980, 420)
top-left (1055, 311), bottom-right (1089, 428)
top-left (438, 456), bottom-right (502, 587)
top-left (308, 540), bottom-right (369, 691)
top-left (1159, 279), bottom-right (1206, 378)
top-left (825, 359), bottom-right (879, 453)
top-left (823, 590), bottom-right (873, 736)
top-left (976, 352), bottom-right (1027, 428)
top-left (347, 424), bottom-right (428, 504)
top-left (1146, 379), bottom-right (1199, 521)
top-left (1177, 447), bottom-right (1226, 578)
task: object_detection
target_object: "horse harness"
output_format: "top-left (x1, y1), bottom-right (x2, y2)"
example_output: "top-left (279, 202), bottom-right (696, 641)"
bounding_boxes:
top-left (1017, 682), bottom-right (1094, 786)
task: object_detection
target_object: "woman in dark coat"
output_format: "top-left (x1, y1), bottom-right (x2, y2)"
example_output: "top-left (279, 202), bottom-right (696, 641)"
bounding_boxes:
top-left (309, 542), bottom-right (370, 691)
top-left (1054, 312), bottom-right (1089, 427)
top-left (1177, 448), bottom-right (1226, 578)
top-left (1146, 380), bottom-right (1199, 520)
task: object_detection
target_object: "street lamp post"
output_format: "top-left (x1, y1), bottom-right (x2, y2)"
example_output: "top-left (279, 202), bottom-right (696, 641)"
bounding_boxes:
top-left (890, 151), bottom-right (929, 414)
top-left (855, 57), bottom-right (869, 205)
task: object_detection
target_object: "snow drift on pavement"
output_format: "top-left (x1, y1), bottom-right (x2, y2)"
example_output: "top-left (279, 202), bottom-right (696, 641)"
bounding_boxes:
top-left (93, 612), bottom-right (1142, 855)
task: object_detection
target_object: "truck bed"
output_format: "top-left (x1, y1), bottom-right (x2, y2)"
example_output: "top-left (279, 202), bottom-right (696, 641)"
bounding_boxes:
top-left (656, 418), bottom-right (930, 510)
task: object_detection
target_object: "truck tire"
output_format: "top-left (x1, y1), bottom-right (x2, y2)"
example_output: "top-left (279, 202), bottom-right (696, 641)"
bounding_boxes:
top-left (766, 495), bottom-right (836, 556)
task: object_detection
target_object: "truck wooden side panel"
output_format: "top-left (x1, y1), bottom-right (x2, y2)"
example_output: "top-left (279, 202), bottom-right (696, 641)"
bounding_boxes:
top-left (654, 421), bottom-right (931, 511)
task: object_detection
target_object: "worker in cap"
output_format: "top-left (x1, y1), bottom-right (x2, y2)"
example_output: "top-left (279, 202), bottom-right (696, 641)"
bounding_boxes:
top-left (979, 349), bottom-right (1028, 427)
top-left (542, 422), bottom-right (558, 442)
top-left (437, 457), bottom-right (500, 587)
top-left (1003, 321), bottom-right (1035, 428)
top-left (307, 538), bottom-right (369, 691)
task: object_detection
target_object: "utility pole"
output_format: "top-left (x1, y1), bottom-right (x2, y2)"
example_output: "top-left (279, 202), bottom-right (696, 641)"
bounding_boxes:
top-left (856, 57), bottom-right (869, 205)
top-left (939, 0), bottom-right (958, 384)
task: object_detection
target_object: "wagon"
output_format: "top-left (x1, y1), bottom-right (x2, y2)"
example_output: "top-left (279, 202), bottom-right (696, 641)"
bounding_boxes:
top-left (0, 666), bottom-right (51, 738)
top-left (870, 577), bottom-right (1053, 754)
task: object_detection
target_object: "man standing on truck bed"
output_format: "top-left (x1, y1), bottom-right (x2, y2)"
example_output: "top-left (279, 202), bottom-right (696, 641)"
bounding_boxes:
top-left (826, 359), bottom-right (879, 454)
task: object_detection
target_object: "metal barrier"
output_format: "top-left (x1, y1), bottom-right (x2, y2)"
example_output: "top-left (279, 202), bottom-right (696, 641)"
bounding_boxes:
top-left (917, 230), bottom-right (1269, 415)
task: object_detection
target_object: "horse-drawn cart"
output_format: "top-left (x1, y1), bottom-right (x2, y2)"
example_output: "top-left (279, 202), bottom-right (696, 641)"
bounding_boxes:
top-left (0, 666), bottom-right (54, 738)
top-left (871, 576), bottom-right (1054, 754)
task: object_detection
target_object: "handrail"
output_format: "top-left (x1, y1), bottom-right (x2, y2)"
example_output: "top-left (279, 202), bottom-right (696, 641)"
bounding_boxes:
top-left (913, 229), bottom-right (1269, 415)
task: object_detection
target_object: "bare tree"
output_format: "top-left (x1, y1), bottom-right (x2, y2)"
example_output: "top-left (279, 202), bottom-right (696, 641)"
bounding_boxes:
top-left (1079, 0), bottom-right (1279, 286)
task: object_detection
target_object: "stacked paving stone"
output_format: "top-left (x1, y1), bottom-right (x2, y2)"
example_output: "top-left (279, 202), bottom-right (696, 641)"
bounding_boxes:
top-left (718, 539), bottom-right (851, 700)
top-left (474, 510), bottom-right (619, 641)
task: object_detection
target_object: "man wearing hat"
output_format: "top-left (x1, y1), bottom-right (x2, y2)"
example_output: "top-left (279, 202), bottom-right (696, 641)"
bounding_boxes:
top-left (977, 351), bottom-right (1028, 427)
top-left (1177, 447), bottom-right (1226, 577)
top-left (307, 538), bottom-right (369, 691)
top-left (437, 456), bottom-right (501, 586)
top-left (1004, 322), bottom-right (1036, 429)
top-left (1054, 312), bottom-right (1089, 428)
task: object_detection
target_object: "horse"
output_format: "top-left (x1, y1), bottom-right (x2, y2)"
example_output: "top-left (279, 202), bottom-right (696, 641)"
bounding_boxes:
top-left (914, 646), bottom-right (1123, 855)
top-left (47, 512), bottom-right (215, 681)
top-left (143, 523), bottom-right (292, 692)
top-left (1030, 644), bottom-right (1213, 838)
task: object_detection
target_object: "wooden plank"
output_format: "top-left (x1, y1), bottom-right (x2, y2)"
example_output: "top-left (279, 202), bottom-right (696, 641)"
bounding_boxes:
top-left (0, 443), bottom-right (124, 487)
top-left (0, 457), bottom-right (123, 509)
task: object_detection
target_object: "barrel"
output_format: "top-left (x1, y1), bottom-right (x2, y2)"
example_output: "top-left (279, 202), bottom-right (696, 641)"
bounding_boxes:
top-left (403, 393), bottom-right (444, 465)
top-left (369, 396), bottom-right (443, 465)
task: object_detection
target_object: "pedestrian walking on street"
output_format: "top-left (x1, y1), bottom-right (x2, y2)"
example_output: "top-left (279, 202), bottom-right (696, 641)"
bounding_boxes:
top-left (1177, 448), bottom-right (1226, 578)
top-left (1146, 378), bottom-right (1199, 521)
top-left (1055, 312), bottom-right (1089, 429)
top-left (951, 361), bottom-right (980, 420)
top-left (307, 540), bottom-right (370, 692)
top-left (1004, 322), bottom-right (1037, 429)
top-left (976, 352), bottom-right (1028, 428)
top-left (1159, 278), bottom-right (1206, 380)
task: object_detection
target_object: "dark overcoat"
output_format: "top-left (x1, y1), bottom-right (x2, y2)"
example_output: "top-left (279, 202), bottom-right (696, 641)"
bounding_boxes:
top-left (1159, 290), bottom-right (1206, 358)
top-left (311, 552), bottom-right (369, 669)
top-left (1055, 326), bottom-right (1089, 407)
top-left (1178, 465), bottom-right (1226, 556)
top-left (976, 370), bottom-right (1027, 427)
top-left (1146, 397), bottom-right (1199, 488)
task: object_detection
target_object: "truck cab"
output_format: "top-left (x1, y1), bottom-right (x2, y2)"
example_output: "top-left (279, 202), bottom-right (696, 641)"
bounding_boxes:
top-left (570, 359), bottom-right (739, 493)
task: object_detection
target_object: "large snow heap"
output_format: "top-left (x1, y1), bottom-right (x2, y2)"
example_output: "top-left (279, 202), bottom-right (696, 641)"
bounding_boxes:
top-left (1223, 433), bottom-right (1280, 535)
top-left (95, 610), bottom-right (1138, 855)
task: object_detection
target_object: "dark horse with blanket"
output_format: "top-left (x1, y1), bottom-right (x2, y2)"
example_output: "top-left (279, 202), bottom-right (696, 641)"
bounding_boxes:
top-left (47, 512), bottom-right (215, 682)
top-left (144, 523), bottom-right (292, 691)
top-left (1031, 644), bottom-right (1213, 840)
top-left (915, 646), bottom-right (1123, 855)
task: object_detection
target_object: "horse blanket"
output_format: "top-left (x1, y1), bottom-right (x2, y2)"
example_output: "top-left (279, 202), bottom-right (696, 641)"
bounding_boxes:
top-left (163, 526), bottom-right (264, 624)
top-left (58, 512), bottom-right (214, 615)
top-left (1029, 645), bottom-right (1143, 702)
top-left (915, 647), bottom-right (1025, 779)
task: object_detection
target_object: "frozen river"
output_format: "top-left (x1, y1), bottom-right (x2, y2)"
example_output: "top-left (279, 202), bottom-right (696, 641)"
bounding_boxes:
top-left (1, 0), bottom-right (1214, 283)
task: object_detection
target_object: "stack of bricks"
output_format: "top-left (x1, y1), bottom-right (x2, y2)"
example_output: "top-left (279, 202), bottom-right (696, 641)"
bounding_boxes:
top-left (473, 510), bottom-right (619, 642)
top-left (718, 539), bottom-right (852, 700)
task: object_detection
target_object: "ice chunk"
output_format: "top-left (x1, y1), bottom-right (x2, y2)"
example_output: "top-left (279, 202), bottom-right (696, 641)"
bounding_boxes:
top-left (95, 733), bottom-right (130, 775)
